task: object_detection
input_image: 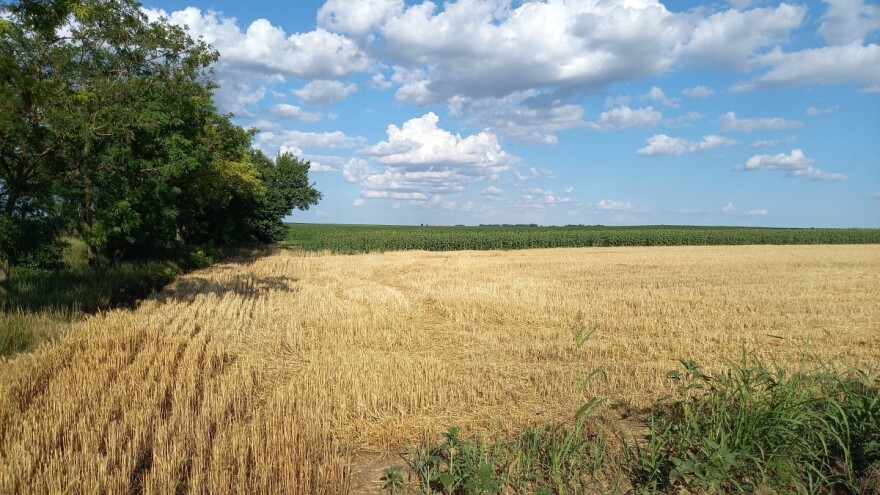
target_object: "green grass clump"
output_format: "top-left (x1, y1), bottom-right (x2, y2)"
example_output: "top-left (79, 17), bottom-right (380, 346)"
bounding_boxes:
top-left (386, 355), bottom-right (880, 494)
top-left (0, 309), bottom-right (75, 357)
top-left (631, 356), bottom-right (880, 494)
top-left (383, 423), bottom-right (618, 495)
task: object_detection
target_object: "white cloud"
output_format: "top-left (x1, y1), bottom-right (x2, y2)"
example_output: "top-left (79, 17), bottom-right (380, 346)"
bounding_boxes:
top-left (317, 0), bottom-right (404, 38)
top-left (685, 4), bottom-right (806, 70)
top-left (588, 106), bottom-right (663, 131)
top-left (638, 134), bottom-right (735, 155)
top-left (362, 190), bottom-right (430, 200)
top-left (481, 185), bottom-right (504, 197)
top-left (642, 86), bottom-right (679, 107)
top-left (806, 106), bottom-right (839, 116)
top-left (393, 195), bottom-right (457, 211)
top-left (723, 201), bottom-right (736, 213)
top-left (733, 43), bottom-right (880, 92)
top-left (361, 112), bottom-right (514, 169)
top-left (371, 1), bottom-right (691, 104)
top-left (565, 187), bottom-right (574, 194)
top-left (294, 80), bottom-right (358, 107)
top-left (370, 72), bottom-right (393, 89)
top-left (461, 201), bottom-right (475, 212)
top-left (597, 199), bottom-right (647, 212)
top-left (738, 149), bottom-right (847, 180)
top-left (147, 8), bottom-right (370, 80)
top-left (268, 104), bottom-right (322, 122)
top-left (872, 191), bottom-right (880, 198)
top-left (449, 91), bottom-right (586, 144)
top-left (719, 112), bottom-right (803, 133)
top-left (351, 113), bottom-right (518, 208)
top-left (682, 85), bottom-right (714, 98)
top-left (751, 136), bottom-right (798, 148)
top-left (747, 208), bottom-right (768, 215)
top-left (818, 0), bottom-right (880, 45)
top-left (256, 129), bottom-right (366, 154)
top-left (308, 161), bottom-right (337, 173)
top-left (144, 7), bottom-right (371, 116)
top-left (515, 191), bottom-right (575, 211)
top-left (342, 158), bottom-right (374, 183)
top-left (352, 197), bottom-right (365, 207)
top-left (861, 84), bottom-right (880, 93)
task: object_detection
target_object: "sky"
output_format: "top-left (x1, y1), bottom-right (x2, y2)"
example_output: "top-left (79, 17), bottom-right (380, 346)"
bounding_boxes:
top-left (142, 0), bottom-right (880, 227)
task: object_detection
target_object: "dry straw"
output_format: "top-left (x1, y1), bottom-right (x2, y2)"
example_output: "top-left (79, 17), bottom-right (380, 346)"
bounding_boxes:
top-left (1, 245), bottom-right (877, 493)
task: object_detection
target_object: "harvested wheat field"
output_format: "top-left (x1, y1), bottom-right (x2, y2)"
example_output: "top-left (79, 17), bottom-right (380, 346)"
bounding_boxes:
top-left (1, 245), bottom-right (878, 493)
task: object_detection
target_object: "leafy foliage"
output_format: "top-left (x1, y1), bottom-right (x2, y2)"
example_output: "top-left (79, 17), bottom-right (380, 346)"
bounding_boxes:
top-left (0, 0), bottom-right (320, 282)
top-left (287, 224), bottom-right (880, 253)
top-left (629, 355), bottom-right (880, 493)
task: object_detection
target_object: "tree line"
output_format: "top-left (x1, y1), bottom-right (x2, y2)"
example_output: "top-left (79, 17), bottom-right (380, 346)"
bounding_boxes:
top-left (0, 0), bottom-right (321, 292)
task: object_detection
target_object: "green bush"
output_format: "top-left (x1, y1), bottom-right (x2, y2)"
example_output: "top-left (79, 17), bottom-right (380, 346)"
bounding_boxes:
top-left (629, 355), bottom-right (880, 493)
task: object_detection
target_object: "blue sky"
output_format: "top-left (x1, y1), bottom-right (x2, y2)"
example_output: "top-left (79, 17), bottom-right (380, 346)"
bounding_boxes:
top-left (143, 0), bottom-right (880, 227)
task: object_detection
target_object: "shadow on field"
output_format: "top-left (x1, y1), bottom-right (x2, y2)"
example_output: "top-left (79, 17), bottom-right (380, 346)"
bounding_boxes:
top-left (1, 246), bottom-right (277, 356)
top-left (155, 272), bottom-right (299, 304)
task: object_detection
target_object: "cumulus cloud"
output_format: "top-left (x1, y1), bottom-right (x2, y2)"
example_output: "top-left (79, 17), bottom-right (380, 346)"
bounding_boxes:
top-left (481, 185), bottom-right (504, 197)
top-left (268, 104), bottom-right (322, 122)
top-left (515, 190), bottom-right (575, 211)
top-left (642, 86), bottom-right (679, 107)
top-left (587, 106), bottom-right (663, 131)
top-left (685, 4), bottom-right (806, 70)
top-left (806, 106), bottom-right (840, 116)
top-left (349, 113), bottom-right (517, 208)
top-left (294, 80), bottom-right (358, 107)
top-left (353, 0), bottom-right (692, 104)
top-left (352, 197), bottom-right (365, 207)
top-left (638, 134), bottom-right (735, 155)
top-left (597, 199), bottom-right (647, 212)
top-left (723, 201), bottom-right (736, 213)
top-left (733, 43), bottom-right (880, 92)
top-left (449, 92), bottom-right (586, 144)
top-left (818, 0), bottom-right (880, 45)
top-left (256, 129), bottom-right (366, 154)
top-left (146, 8), bottom-right (370, 80)
top-left (317, 0), bottom-right (404, 38)
top-left (737, 149), bottom-right (847, 180)
top-left (144, 7), bottom-right (371, 116)
top-left (682, 85), bottom-right (714, 98)
top-left (719, 112), bottom-right (803, 133)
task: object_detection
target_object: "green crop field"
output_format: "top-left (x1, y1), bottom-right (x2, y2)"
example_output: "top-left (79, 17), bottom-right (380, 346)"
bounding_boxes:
top-left (285, 223), bottom-right (880, 253)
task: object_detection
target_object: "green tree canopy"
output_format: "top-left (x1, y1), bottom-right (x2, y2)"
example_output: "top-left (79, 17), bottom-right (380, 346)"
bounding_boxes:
top-left (1, 0), bottom-right (321, 290)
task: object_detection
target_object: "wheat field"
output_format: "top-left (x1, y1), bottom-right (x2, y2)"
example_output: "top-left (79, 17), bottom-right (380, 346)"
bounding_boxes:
top-left (1, 245), bottom-right (878, 493)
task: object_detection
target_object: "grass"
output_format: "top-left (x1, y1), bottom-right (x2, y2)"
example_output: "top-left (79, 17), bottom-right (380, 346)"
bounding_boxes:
top-left (384, 355), bottom-right (880, 494)
top-left (0, 245), bottom-right (877, 493)
top-left (0, 238), bottom-right (184, 357)
top-left (0, 239), bottom-right (244, 357)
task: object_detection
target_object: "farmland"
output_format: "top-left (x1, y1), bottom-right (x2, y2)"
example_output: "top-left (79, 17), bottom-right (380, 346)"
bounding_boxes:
top-left (1, 244), bottom-right (878, 493)
top-left (286, 223), bottom-right (880, 253)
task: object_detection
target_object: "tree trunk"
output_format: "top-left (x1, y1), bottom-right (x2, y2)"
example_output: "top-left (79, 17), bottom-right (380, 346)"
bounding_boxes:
top-left (0, 253), bottom-right (9, 299)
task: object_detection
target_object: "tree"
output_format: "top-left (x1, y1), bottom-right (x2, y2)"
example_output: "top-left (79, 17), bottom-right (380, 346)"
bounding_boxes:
top-left (0, 0), bottom-right (74, 291)
top-left (1, 0), bottom-right (321, 290)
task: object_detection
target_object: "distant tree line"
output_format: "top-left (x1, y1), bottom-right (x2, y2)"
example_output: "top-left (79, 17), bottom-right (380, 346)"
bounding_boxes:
top-left (0, 0), bottom-right (321, 291)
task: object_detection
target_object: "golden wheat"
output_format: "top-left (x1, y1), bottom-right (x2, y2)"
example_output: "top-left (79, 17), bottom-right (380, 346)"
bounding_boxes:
top-left (1, 245), bottom-right (878, 493)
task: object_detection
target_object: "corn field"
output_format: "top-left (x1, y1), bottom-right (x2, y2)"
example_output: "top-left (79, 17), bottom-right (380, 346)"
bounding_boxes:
top-left (286, 224), bottom-right (880, 253)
